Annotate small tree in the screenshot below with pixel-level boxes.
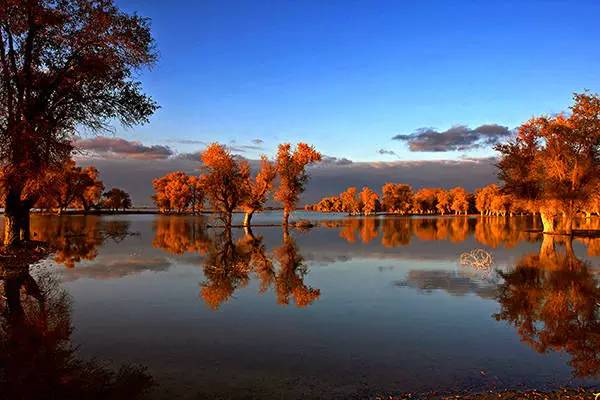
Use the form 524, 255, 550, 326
241, 156, 277, 227
152, 171, 193, 214
200, 143, 249, 228
274, 143, 321, 226
31, 159, 103, 214
102, 188, 132, 212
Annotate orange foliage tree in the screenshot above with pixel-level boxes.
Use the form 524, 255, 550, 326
33, 159, 104, 214
241, 156, 277, 227
274, 143, 321, 226
496, 93, 600, 234
360, 187, 380, 215
200, 143, 250, 228
436, 190, 451, 215
152, 171, 204, 214
413, 187, 439, 214
449, 187, 469, 215
339, 186, 360, 214
381, 183, 413, 214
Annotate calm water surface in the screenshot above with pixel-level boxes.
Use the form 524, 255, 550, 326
2, 212, 600, 399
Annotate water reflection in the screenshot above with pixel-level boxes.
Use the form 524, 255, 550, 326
325, 215, 544, 248
0, 253, 153, 399
3, 214, 599, 395
151, 220, 321, 309
494, 235, 600, 378
29, 216, 133, 268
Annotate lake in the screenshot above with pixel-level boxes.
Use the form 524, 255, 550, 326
1, 212, 599, 399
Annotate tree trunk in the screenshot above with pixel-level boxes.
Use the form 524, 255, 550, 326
3, 190, 28, 247
243, 210, 254, 227
540, 209, 556, 234
19, 204, 31, 242
224, 211, 233, 228
561, 211, 574, 236
283, 208, 290, 226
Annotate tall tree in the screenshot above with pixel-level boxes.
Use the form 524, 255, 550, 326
241, 156, 277, 228
496, 93, 600, 234
274, 143, 321, 226
200, 143, 250, 228
0, 0, 157, 246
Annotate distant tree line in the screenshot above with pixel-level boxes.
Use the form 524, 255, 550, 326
307, 185, 471, 215
152, 142, 321, 228
308, 181, 600, 220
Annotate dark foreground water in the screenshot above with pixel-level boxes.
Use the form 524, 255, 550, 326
1, 212, 599, 399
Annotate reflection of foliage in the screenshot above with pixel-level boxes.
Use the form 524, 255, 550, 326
474, 216, 536, 248
339, 218, 380, 244
380, 218, 410, 247
494, 237, 600, 378
30, 216, 133, 268
274, 237, 320, 307
0, 259, 153, 399
152, 216, 210, 255
200, 232, 253, 310
181, 229, 321, 310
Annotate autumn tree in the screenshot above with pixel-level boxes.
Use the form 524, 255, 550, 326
152, 171, 198, 214
381, 183, 413, 214
475, 184, 500, 216
339, 186, 360, 214
200, 143, 250, 228
413, 187, 439, 214
102, 188, 132, 211
496, 93, 600, 234
274, 143, 322, 226
436, 190, 451, 215
449, 187, 469, 215
33, 159, 104, 214
0, 0, 157, 246
241, 156, 277, 227
360, 187, 380, 215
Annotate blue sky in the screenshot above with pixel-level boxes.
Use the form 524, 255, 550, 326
114, 0, 600, 162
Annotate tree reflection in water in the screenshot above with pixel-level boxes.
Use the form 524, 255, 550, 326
199, 229, 320, 309
494, 235, 600, 378
28, 216, 133, 268
0, 248, 153, 400
151, 220, 321, 310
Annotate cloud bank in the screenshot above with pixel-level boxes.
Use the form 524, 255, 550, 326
76, 137, 174, 160
393, 124, 511, 152
79, 156, 498, 206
